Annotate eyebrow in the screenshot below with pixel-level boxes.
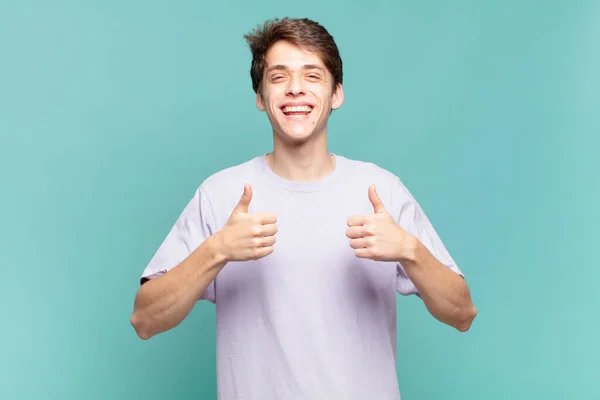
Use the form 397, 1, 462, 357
266, 64, 326, 74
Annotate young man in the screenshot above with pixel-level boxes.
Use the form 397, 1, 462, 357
131, 17, 476, 400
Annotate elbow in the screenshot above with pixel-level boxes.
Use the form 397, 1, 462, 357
130, 313, 153, 340
456, 304, 477, 332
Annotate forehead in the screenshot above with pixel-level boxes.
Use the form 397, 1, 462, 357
264, 40, 326, 71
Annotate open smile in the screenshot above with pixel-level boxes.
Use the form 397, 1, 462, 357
280, 105, 314, 120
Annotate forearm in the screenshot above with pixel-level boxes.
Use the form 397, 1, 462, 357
130, 235, 227, 339
401, 239, 477, 332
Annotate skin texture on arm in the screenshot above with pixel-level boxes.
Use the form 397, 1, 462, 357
397, 241, 476, 332
130, 184, 278, 340
130, 235, 226, 340
346, 185, 477, 332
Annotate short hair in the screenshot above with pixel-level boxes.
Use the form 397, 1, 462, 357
244, 17, 343, 93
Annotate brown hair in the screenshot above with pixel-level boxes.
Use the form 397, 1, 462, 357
244, 17, 343, 94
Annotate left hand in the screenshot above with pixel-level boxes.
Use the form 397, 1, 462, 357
346, 185, 416, 262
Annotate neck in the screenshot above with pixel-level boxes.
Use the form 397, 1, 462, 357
266, 132, 335, 182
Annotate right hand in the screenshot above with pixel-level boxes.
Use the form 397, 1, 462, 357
216, 184, 278, 262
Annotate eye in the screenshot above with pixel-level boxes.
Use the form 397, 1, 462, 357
307, 74, 321, 80
270, 75, 285, 82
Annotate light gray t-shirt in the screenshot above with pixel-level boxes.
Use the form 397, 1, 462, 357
141, 153, 463, 400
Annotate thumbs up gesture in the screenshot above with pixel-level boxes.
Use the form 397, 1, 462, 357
215, 184, 278, 262
346, 185, 416, 262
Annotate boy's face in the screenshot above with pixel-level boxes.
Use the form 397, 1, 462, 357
256, 40, 344, 144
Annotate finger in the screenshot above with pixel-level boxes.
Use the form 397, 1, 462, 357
354, 248, 371, 259
252, 246, 274, 259
260, 223, 278, 237
349, 238, 369, 249
233, 184, 252, 214
251, 235, 275, 249
256, 212, 277, 225
259, 235, 276, 247
345, 226, 364, 239
347, 214, 368, 227
369, 185, 386, 214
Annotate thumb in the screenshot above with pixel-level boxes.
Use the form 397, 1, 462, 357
233, 184, 252, 213
368, 185, 386, 213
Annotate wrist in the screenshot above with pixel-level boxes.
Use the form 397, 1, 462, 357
397, 234, 421, 265
206, 233, 229, 265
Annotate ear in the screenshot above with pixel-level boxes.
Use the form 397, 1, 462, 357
331, 83, 344, 110
256, 90, 266, 111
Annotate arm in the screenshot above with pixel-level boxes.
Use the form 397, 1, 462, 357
131, 183, 277, 340
399, 237, 477, 332
130, 235, 226, 340
347, 184, 477, 333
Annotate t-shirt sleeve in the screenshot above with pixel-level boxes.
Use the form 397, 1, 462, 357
393, 178, 464, 296
140, 185, 217, 303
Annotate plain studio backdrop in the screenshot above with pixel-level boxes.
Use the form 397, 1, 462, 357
1, 1, 598, 399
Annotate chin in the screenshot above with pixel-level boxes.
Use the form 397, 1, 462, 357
277, 131, 313, 145
277, 125, 320, 143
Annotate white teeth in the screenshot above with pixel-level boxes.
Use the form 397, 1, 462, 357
282, 105, 312, 113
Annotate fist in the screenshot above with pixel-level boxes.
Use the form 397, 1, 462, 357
216, 184, 278, 262
346, 185, 415, 262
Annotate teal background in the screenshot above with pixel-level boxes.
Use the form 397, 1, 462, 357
1, 0, 598, 399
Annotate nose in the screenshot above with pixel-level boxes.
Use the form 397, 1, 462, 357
285, 75, 305, 96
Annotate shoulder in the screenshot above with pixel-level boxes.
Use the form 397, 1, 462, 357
197, 155, 262, 194
336, 154, 416, 209
184, 155, 265, 219
337, 154, 406, 188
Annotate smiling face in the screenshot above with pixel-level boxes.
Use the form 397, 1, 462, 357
256, 40, 344, 144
